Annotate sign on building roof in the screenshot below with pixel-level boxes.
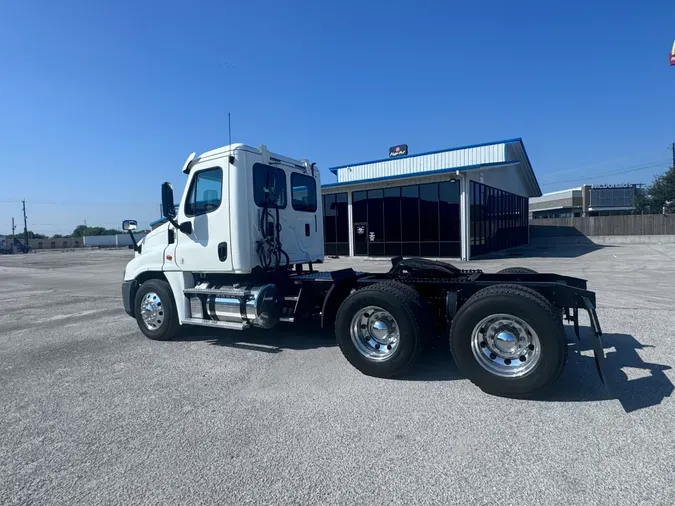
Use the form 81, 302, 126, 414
388, 144, 408, 158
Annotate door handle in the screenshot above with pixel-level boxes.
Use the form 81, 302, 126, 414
305, 223, 310, 237
218, 242, 228, 261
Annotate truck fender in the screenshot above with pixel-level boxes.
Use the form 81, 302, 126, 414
320, 269, 358, 329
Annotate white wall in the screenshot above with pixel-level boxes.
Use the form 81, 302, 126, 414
335, 144, 506, 183
467, 164, 529, 197
83, 233, 147, 247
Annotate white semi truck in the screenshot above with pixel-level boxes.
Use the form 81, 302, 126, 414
121, 143, 606, 397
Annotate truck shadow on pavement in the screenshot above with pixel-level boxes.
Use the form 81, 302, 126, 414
176, 325, 673, 412
532, 330, 674, 413
398, 329, 674, 413
174, 322, 337, 354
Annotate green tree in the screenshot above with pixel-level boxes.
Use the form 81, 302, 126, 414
633, 187, 652, 213
71, 225, 123, 237
647, 166, 675, 212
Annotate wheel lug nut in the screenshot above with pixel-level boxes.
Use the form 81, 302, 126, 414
519, 355, 526, 362
504, 359, 511, 365
375, 343, 380, 350
528, 344, 535, 351
489, 352, 497, 360
480, 341, 487, 348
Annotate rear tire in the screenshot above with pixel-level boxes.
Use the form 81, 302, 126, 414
450, 284, 567, 397
335, 281, 430, 378
496, 267, 537, 275
496, 268, 565, 322
134, 279, 181, 341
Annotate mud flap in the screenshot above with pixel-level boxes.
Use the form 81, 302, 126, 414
582, 296, 606, 387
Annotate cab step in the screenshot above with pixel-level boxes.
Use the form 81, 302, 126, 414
182, 318, 250, 330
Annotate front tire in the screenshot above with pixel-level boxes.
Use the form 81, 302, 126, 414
134, 279, 181, 341
335, 281, 430, 378
450, 285, 566, 397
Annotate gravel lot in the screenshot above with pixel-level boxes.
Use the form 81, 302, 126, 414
1, 243, 674, 505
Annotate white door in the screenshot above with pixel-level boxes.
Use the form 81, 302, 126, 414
173, 162, 233, 273
287, 170, 322, 263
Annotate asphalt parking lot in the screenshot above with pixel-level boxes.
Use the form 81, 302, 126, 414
1, 243, 675, 505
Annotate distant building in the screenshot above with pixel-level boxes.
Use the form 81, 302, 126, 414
529, 184, 639, 219
29, 237, 82, 249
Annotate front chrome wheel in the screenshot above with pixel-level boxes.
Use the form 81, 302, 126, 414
350, 305, 400, 361
470, 313, 541, 378
140, 291, 164, 330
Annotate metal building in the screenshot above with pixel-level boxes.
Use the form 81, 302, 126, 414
321, 138, 542, 261
529, 184, 639, 219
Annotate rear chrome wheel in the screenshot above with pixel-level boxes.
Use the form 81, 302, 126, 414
470, 313, 541, 378
450, 284, 567, 397
350, 306, 400, 361
335, 281, 430, 378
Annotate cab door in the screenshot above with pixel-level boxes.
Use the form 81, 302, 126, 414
286, 170, 322, 262
173, 162, 233, 273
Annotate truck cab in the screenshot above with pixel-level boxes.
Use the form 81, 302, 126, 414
122, 143, 323, 330
125, 143, 322, 276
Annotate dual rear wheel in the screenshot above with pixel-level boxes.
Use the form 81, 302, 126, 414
335, 279, 567, 397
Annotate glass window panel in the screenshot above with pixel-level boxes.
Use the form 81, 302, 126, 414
401, 185, 419, 242
336, 193, 349, 243
324, 194, 336, 243
402, 242, 420, 256
419, 183, 439, 242
385, 242, 402, 257
369, 243, 384, 256
440, 242, 460, 258
384, 187, 401, 242
290, 172, 317, 212
353, 190, 367, 223
421, 242, 439, 257
252, 163, 286, 209
439, 181, 460, 242
367, 189, 384, 243
185, 167, 223, 216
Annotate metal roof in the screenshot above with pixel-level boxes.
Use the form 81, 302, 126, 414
327, 138, 542, 197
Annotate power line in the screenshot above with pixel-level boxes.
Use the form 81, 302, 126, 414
541, 161, 669, 186
543, 149, 668, 177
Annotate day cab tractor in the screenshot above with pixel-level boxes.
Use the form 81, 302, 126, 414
121, 143, 606, 397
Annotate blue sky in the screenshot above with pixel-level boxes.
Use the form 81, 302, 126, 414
1, 0, 673, 235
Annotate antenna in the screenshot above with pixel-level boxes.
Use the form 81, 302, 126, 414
228, 112, 232, 147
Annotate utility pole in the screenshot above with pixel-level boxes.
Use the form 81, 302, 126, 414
22, 200, 28, 245
11, 217, 16, 238
671, 142, 675, 168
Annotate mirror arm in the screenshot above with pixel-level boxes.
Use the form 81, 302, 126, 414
126, 230, 141, 253
166, 216, 192, 235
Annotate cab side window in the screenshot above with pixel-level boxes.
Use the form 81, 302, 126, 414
291, 172, 317, 212
185, 167, 223, 216
253, 163, 287, 208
